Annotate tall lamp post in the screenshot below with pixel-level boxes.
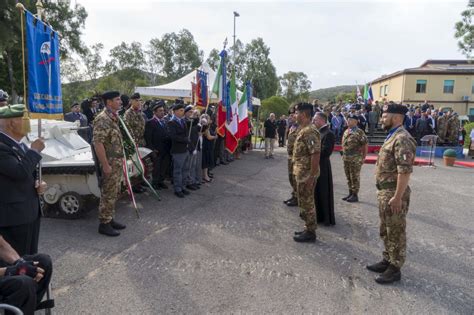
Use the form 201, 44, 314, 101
233, 11, 240, 63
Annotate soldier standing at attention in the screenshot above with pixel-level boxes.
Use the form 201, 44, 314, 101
124, 92, 146, 193
284, 106, 299, 207
292, 102, 321, 243
367, 103, 416, 284
93, 91, 127, 237
436, 110, 448, 143
341, 114, 368, 203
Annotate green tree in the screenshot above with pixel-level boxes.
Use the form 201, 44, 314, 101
104, 41, 145, 74
279, 71, 312, 103
260, 95, 290, 120
206, 48, 220, 71
82, 43, 105, 82
454, 2, 474, 60
148, 29, 203, 82
336, 91, 356, 103
0, 0, 88, 102
241, 38, 279, 99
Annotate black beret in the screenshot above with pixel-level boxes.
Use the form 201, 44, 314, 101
102, 91, 120, 101
174, 99, 184, 105
347, 113, 358, 120
130, 92, 141, 100
151, 100, 165, 111
173, 103, 185, 111
383, 104, 408, 115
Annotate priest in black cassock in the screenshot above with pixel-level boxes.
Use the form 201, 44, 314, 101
313, 112, 336, 226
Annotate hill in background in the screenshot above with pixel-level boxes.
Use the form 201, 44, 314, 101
310, 85, 357, 102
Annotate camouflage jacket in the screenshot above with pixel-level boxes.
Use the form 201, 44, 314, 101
287, 124, 300, 158
93, 108, 124, 160
292, 124, 321, 182
124, 108, 146, 146
375, 126, 416, 187
342, 127, 367, 157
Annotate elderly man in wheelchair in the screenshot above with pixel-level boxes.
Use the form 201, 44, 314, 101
0, 235, 53, 315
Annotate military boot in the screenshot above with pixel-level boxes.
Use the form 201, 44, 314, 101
375, 265, 401, 284
346, 194, 359, 202
110, 219, 126, 230
366, 259, 390, 273
293, 230, 316, 242
99, 223, 120, 237
286, 197, 298, 207
342, 191, 352, 201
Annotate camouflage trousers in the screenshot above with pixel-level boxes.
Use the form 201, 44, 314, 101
99, 158, 123, 224
378, 187, 411, 268
288, 159, 297, 198
296, 176, 317, 233
343, 156, 363, 194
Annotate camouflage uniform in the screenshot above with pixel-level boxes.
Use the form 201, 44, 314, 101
124, 108, 146, 147
287, 125, 300, 199
446, 115, 460, 144
93, 108, 124, 224
375, 126, 416, 268
436, 115, 448, 142
342, 127, 367, 194
292, 124, 321, 233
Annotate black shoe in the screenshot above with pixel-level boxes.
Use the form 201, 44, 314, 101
366, 259, 390, 273
174, 191, 185, 198
110, 219, 126, 230
375, 265, 401, 284
158, 183, 168, 189
294, 231, 304, 235
283, 197, 293, 204
182, 189, 190, 195
342, 192, 352, 201
346, 194, 359, 202
293, 231, 316, 242
186, 184, 198, 191
98, 223, 120, 237
286, 198, 298, 207
132, 186, 145, 194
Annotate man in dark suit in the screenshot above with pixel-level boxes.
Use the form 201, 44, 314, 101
313, 112, 336, 226
0, 104, 47, 256
167, 103, 190, 198
144, 100, 171, 190
64, 102, 89, 141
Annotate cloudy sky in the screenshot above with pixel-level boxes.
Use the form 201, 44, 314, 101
77, 0, 469, 90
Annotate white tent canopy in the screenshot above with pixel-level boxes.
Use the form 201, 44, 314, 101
135, 62, 261, 106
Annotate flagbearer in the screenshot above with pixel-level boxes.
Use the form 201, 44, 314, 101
367, 103, 416, 284
292, 102, 321, 243
124, 92, 146, 194
93, 91, 127, 237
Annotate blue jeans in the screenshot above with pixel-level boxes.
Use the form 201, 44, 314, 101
172, 152, 189, 192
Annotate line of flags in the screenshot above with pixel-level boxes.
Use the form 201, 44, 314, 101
356, 83, 374, 104
211, 49, 252, 153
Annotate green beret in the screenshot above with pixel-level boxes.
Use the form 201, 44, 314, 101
0, 104, 25, 119
101, 91, 120, 101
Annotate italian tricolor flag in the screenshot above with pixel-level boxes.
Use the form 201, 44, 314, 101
225, 71, 239, 153
238, 84, 249, 139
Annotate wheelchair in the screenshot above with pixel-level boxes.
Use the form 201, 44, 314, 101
0, 283, 54, 315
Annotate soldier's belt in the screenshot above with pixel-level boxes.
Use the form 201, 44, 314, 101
376, 182, 397, 190
343, 151, 361, 156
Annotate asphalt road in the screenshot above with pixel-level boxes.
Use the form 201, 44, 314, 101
40, 147, 474, 314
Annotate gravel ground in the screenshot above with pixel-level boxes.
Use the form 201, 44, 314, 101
40, 147, 474, 314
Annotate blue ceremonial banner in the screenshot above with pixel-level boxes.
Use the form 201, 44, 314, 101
25, 11, 63, 119
246, 81, 253, 114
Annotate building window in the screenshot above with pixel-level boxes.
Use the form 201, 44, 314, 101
416, 80, 427, 93
380, 86, 383, 97
384, 85, 389, 96
443, 80, 454, 94
472, 82, 474, 94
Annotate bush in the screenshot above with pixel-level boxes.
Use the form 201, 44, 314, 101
464, 122, 474, 149
443, 149, 457, 158
260, 96, 290, 120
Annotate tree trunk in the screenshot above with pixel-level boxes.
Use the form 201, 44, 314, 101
4, 50, 19, 103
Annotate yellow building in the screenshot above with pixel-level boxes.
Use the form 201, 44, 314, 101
370, 60, 474, 115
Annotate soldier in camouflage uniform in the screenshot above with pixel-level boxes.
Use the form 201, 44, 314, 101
292, 103, 321, 243
124, 92, 146, 193
367, 103, 416, 284
436, 111, 449, 143
341, 114, 368, 202
124, 92, 146, 147
446, 112, 460, 145
284, 107, 299, 207
93, 91, 127, 237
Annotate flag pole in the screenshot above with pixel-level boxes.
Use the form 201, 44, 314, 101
16, 3, 31, 135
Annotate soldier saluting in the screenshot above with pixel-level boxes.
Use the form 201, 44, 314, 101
93, 91, 127, 237
366, 103, 416, 284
